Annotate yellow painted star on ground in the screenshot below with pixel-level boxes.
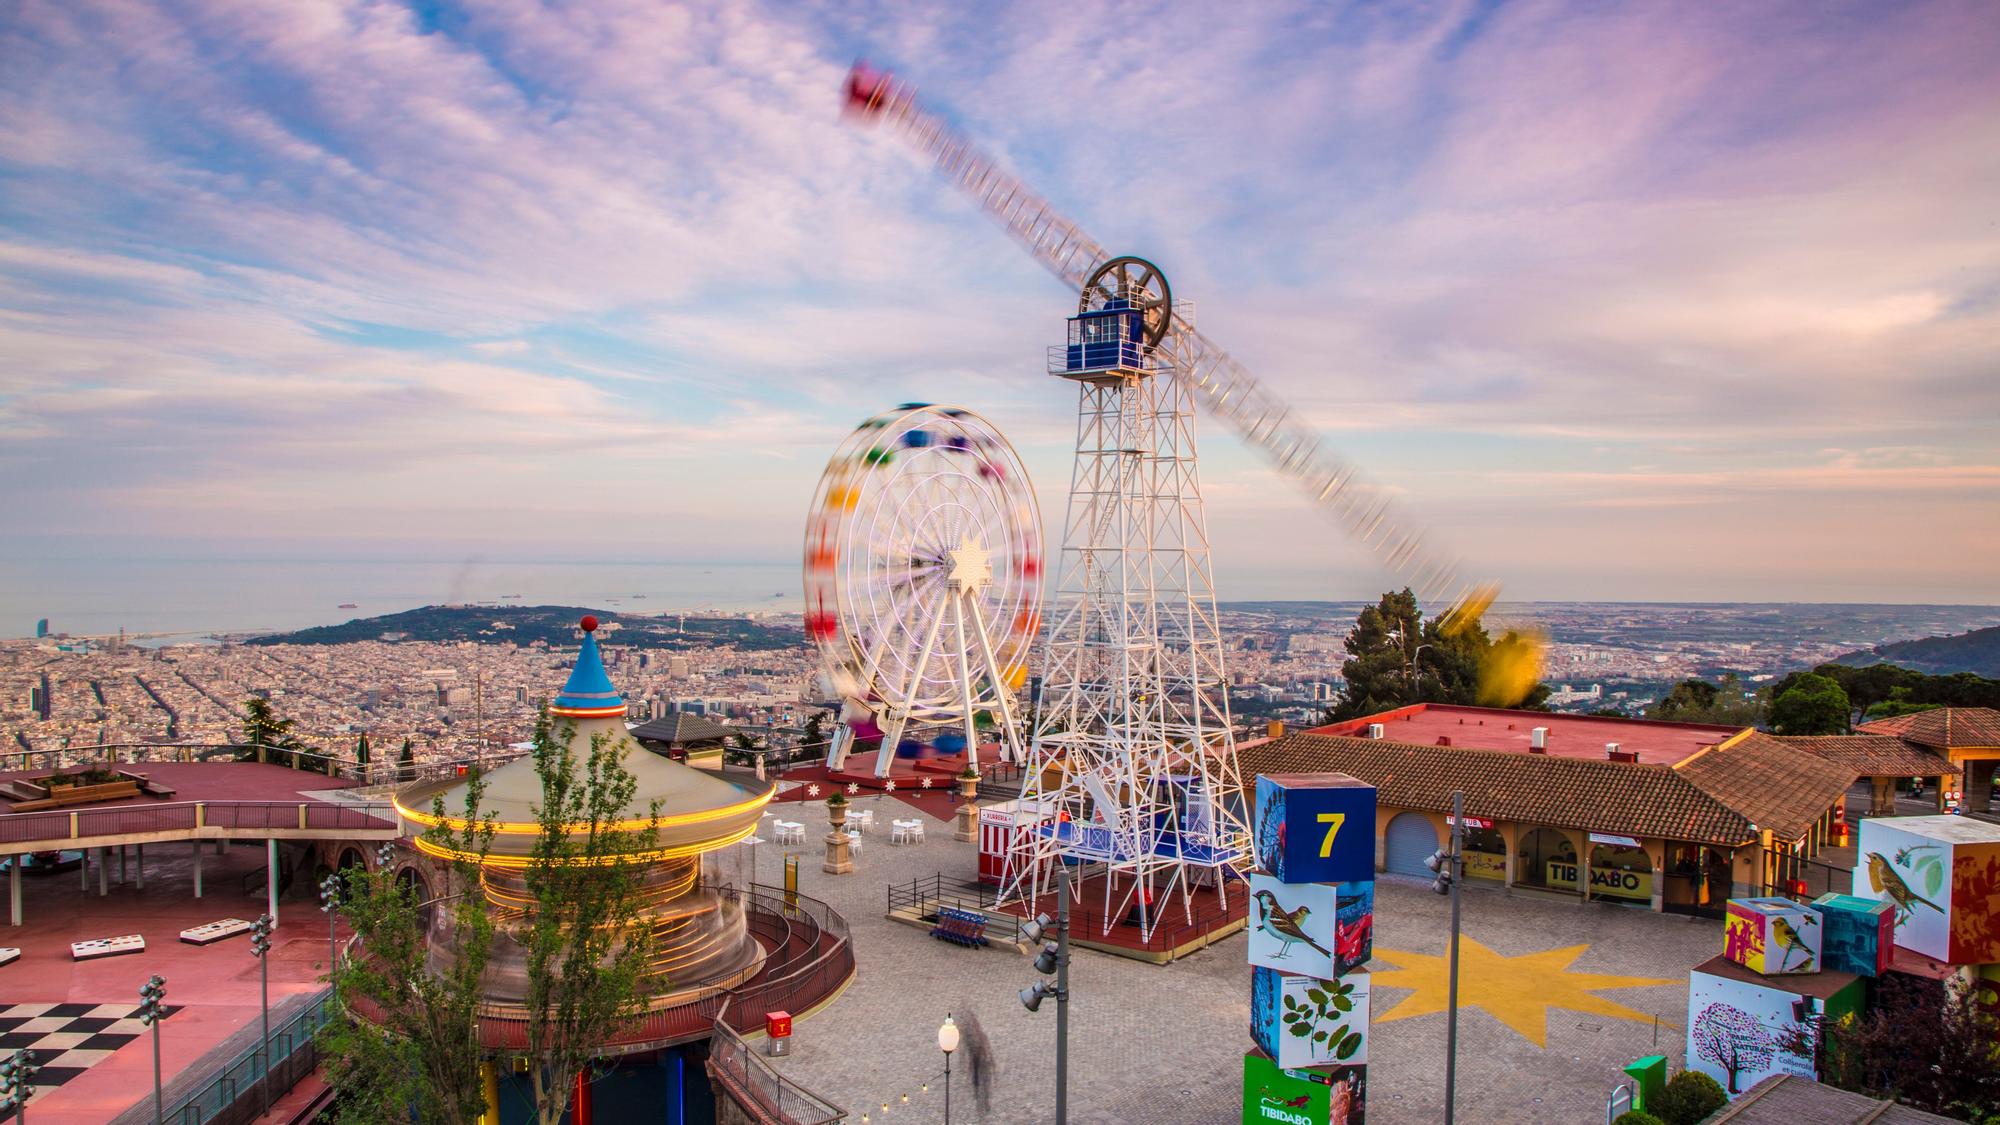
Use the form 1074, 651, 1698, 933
1370, 937, 1675, 1048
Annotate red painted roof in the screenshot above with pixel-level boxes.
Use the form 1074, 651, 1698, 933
0, 760, 360, 813
1310, 703, 1745, 766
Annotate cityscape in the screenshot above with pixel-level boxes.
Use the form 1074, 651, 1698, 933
3, 3, 1998, 1125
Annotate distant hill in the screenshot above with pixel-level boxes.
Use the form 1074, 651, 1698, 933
244, 604, 800, 651
1836, 625, 2000, 677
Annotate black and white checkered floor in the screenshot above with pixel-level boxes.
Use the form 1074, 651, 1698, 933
0, 1002, 182, 1108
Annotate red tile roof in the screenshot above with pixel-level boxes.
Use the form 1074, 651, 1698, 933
1856, 707, 2000, 751
1237, 732, 1759, 846
1775, 734, 1958, 780
1672, 733, 1856, 843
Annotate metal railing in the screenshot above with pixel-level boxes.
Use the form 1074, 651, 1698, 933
129, 987, 334, 1125
887, 869, 1248, 958
449, 885, 855, 1051
0, 800, 396, 846
4, 742, 530, 785
709, 1012, 846, 1124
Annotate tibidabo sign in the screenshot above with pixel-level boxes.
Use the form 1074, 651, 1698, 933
1546, 860, 1651, 900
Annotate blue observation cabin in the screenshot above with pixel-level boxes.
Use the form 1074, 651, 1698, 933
1058, 298, 1147, 374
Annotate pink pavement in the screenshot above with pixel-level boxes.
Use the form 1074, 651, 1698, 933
2, 842, 339, 1123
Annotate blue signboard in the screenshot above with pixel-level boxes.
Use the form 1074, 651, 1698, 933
1255, 774, 1377, 885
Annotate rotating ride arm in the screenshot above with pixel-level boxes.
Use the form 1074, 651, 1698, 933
843, 62, 1499, 632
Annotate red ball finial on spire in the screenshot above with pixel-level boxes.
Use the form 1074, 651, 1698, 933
579, 615, 599, 633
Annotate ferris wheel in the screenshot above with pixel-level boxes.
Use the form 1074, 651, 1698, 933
804, 404, 1042, 778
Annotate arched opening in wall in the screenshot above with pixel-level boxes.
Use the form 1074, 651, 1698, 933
1586, 842, 1653, 905
1459, 824, 1506, 882
396, 866, 436, 930
333, 846, 366, 902
1383, 812, 1440, 878
1516, 827, 1579, 892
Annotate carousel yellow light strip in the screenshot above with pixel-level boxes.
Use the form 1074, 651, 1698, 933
412, 818, 759, 868
393, 785, 773, 836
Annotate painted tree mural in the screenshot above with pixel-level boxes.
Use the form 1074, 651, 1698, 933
1692, 1002, 1775, 1094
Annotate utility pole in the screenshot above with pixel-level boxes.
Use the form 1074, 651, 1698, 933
1445, 791, 1464, 1125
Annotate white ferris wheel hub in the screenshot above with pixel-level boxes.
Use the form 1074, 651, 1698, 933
945, 537, 991, 591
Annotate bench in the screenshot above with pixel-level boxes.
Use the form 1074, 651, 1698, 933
180, 918, 254, 946
72, 934, 146, 961
930, 908, 989, 948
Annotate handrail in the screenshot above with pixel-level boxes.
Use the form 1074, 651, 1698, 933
0, 799, 397, 846
4, 742, 530, 784
104, 986, 335, 1125
709, 1003, 847, 1124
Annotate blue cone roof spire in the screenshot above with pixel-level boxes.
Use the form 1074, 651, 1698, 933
550, 615, 626, 718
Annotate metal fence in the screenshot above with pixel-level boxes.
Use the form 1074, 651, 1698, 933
0, 800, 396, 846
147, 988, 333, 1125
709, 1013, 847, 1124
3, 742, 530, 786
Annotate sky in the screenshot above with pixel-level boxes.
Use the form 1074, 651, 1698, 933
2, 0, 1997, 611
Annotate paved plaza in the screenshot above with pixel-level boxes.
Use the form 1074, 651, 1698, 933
758, 794, 1720, 1124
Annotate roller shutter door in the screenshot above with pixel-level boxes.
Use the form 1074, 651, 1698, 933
1383, 811, 1440, 878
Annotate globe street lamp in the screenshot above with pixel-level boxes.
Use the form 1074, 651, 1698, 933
937, 1014, 960, 1124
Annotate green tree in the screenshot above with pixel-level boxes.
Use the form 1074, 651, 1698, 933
1328, 590, 1548, 720
398, 738, 416, 781
355, 732, 371, 766
724, 729, 760, 767
1651, 1071, 1726, 1125
520, 714, 664, 1125
1768, 673, 1851, 735
1646, 676, 1761, 726
321, 775, 497, 1124
1790, 972, 2000, 1121
800, 711, 830, 765
241, 696, 309, 767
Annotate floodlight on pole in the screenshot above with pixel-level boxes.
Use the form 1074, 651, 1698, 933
138, 974, 169, 1125
250, 912, 274, 1114
1, 1047, 39, 1124
319, 873, 342, 976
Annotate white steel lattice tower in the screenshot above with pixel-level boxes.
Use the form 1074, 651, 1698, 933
1001, 260, 1250, 940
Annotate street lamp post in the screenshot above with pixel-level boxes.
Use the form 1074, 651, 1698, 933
319, 872, 341, 976
0, 1047, 37, 1125
1425, 791, 1466, 1125
138, 974, 169, 1125
250, 913, 274, 1114
1018, 867, 1071, 1121
937, 1014, 959, 1125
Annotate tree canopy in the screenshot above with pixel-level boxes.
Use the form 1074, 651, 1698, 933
1768, 673, 1852, 735
1327, 589, 1548, 722
1645, 676, 1761, 727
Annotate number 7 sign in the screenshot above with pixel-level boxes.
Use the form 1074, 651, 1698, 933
1255, 773, 1377, 884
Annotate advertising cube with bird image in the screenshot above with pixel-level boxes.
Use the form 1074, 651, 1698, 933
1251, 966, 1370, 1070
1255, 773, 1377, 885
1809, 893, 1894, 977
1850, 814, 2000, 964
1249, 873, 1373, 979
1723, 897, 1823, 975
1242, 1050, 1365, 1125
